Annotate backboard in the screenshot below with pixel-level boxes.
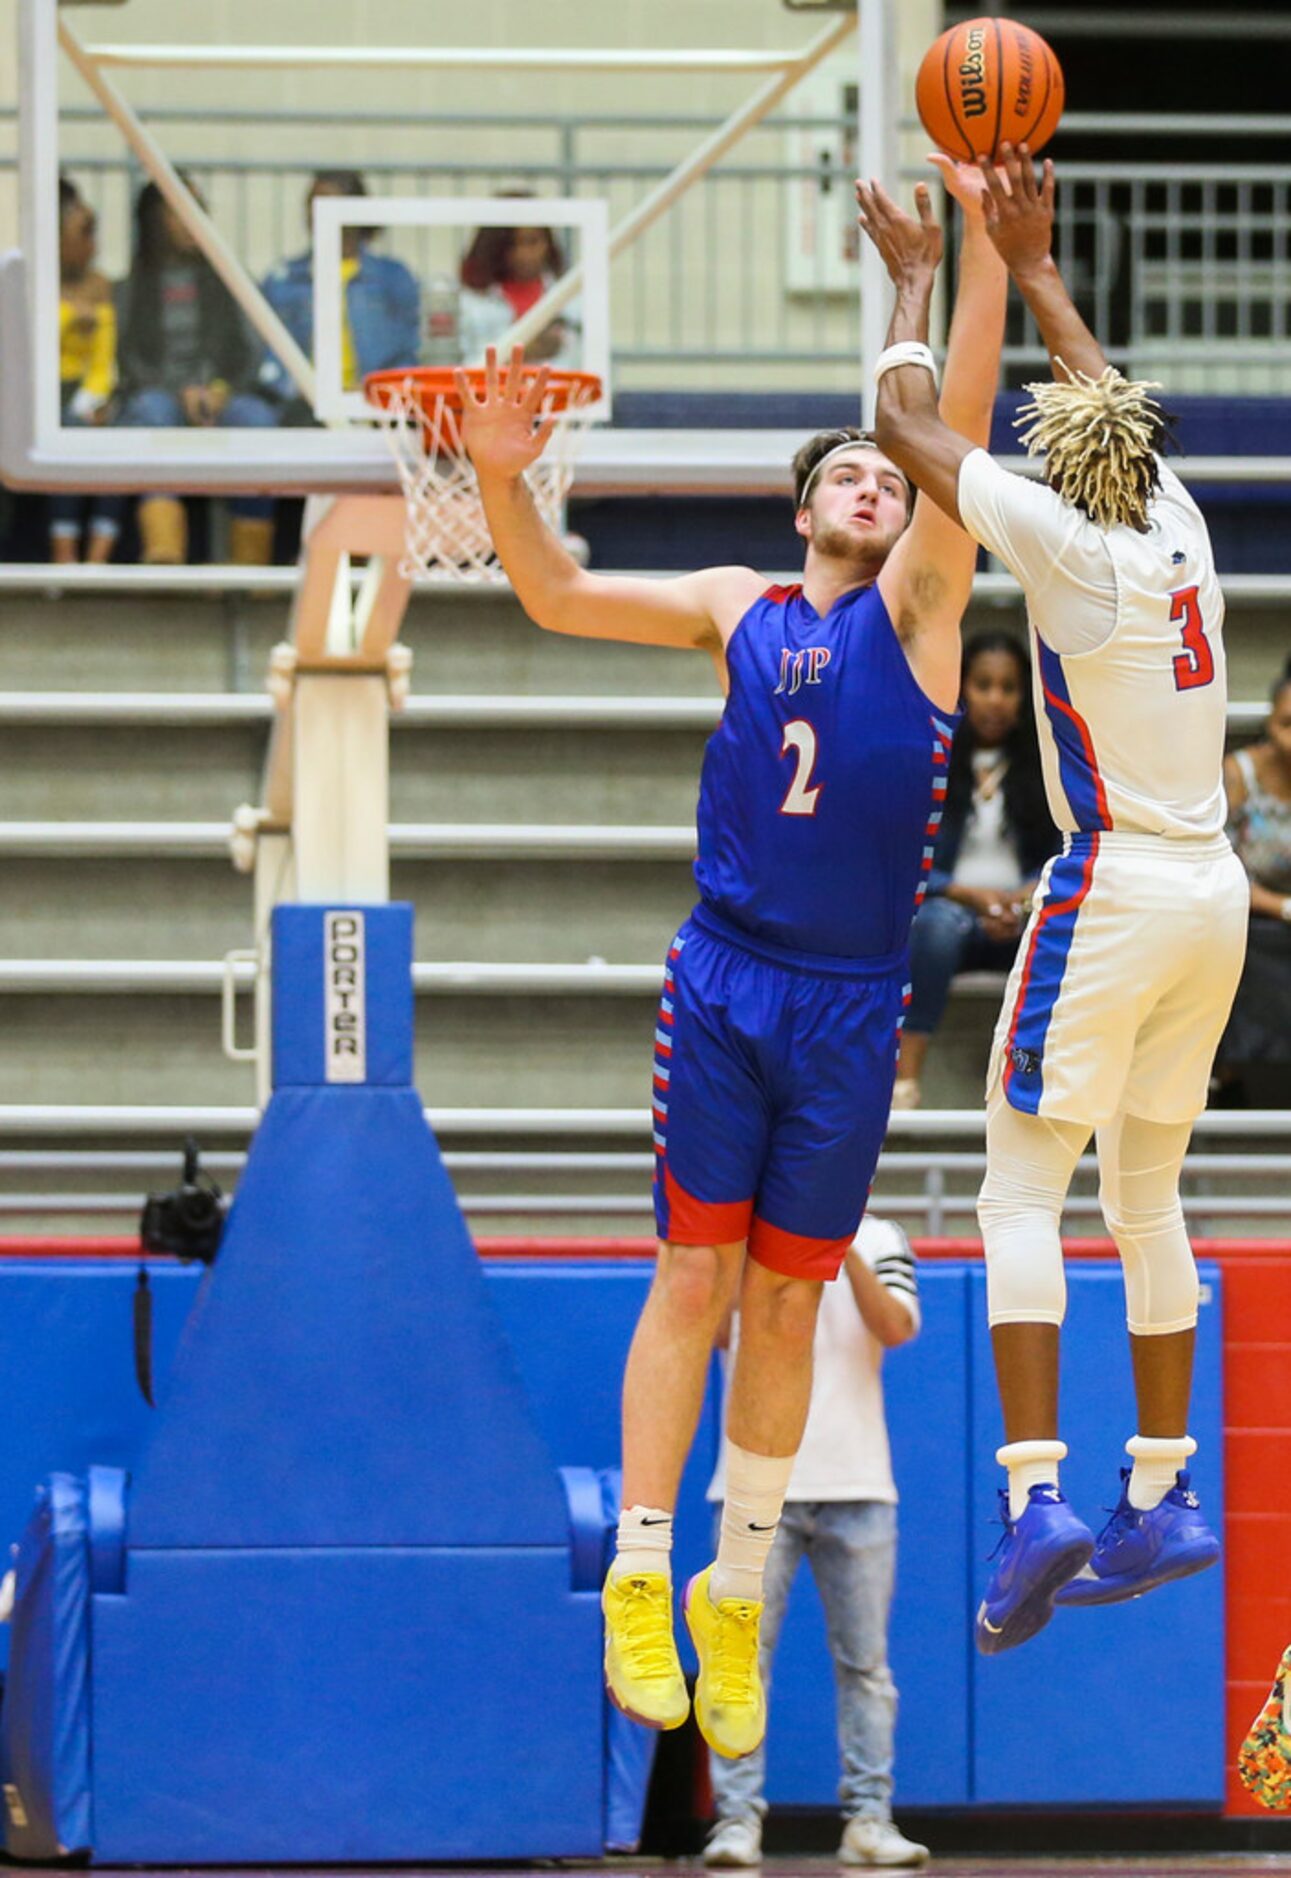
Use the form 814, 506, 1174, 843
0, 0, 892, 498
311, 196, 610, 426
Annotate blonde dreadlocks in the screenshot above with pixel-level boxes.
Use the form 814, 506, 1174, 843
1015, 361, 1167, 533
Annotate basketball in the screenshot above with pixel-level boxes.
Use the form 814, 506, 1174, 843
915, 17, 1064, 164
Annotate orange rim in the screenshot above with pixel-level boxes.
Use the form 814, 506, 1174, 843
364, 364, 602, 417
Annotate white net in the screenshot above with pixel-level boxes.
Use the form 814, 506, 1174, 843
369, 374, 598, 584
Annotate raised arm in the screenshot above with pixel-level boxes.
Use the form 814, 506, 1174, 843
858, 143, 1092, 532
458, 347, 761, 655
861, 167, 1007, 704
979, 144, 1107, 381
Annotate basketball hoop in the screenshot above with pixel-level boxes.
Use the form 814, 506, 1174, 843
365, 365, 603, 584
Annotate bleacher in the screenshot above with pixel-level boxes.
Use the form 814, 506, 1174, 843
0, 552, 1286, 1240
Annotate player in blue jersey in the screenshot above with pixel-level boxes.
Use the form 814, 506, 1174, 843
856, 147, 1245, 1656
458, 162, 1006, 1761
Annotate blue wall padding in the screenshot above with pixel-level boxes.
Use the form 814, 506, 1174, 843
271, 904, 413, 1088
1, 1474, 92, 1858
762, 1266, 974, 1807
126, 1088, 567, 1550
607, 389, 1291, 455
0, 1258, 1225, 1812
967, 1262, 1225, 1806
90, 1547, 603, 1864
484, 1262, 723, 1656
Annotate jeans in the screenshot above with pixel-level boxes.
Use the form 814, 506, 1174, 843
50, 399, 125, 539
120, 386, 276, 520
709, 1499, 898, 1822
906, 893, 1022, 1036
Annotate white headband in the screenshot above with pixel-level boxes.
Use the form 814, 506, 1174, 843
798, 438, 908, 508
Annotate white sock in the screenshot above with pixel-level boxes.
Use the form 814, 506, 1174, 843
1125, 1433, 1196, 1510
996, 1439, 1068, 1522
611, 1504, 674, 1580
710, 1442, 795, 1604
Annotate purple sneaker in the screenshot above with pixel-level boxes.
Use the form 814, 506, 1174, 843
975, 1484, 1094, 1656
1055, 1469, 1219, 1607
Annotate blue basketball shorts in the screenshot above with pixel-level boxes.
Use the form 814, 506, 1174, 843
651, 905, 909, 1281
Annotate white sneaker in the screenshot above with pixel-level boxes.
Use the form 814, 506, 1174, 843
704, 1815, 763, 1867
839, 1816, 929, 1867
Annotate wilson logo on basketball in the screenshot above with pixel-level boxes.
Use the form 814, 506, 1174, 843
958, 27, 988, 118
325, 911, 366, 1084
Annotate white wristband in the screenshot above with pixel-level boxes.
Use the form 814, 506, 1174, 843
1280, 897, 1291, 924
874, 341, 938, 388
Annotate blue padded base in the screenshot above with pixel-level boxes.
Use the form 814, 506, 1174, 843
128, 1086, 568, 1552
1, 1475, 92, 1859
91, 1546, 603, 1863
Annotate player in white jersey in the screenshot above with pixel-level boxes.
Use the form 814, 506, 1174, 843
855, 145, 1248, 1652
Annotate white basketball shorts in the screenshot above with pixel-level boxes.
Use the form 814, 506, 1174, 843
987, 831, 1249, 1126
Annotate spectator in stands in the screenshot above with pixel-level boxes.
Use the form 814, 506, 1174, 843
117, 177, 277, 565
51, 177, 123, 564
259, 170, 421, 421
892, 631, 1057, 1110
458, 195, 577, 365
703, 1214, 927, 1871
1218, 657, 1291, 1103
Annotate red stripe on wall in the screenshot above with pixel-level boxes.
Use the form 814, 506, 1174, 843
1225, 1514, 1291, 1684
1222, 1252, 1291, 1812
1225, 1344, 1291, 1425
1, 1235, 1285, 1262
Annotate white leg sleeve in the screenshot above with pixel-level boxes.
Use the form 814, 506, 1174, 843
1096, 1112, 1198, 1336
976, 1089, 1090, 1328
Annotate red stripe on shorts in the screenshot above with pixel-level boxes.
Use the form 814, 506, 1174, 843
748, 1215, 853, 1282
660, 1167, 753, 1248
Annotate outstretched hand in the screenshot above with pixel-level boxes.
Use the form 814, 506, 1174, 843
975, 142, 1055, 277
855, 178, 943, 288
926, 153, 992, 225
455, 345, 556, 479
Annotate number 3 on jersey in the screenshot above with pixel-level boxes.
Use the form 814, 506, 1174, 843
779, 719, 821, 815
1170, 585, 1214, 692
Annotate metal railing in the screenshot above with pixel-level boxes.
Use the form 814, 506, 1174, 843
8, 558, 1291, 587
0, 821, 699, 859
0, 957, 1009, 1000
0, 1115, 1284, 1238
4, 564, 1291, 593
0, 689, 1272, 735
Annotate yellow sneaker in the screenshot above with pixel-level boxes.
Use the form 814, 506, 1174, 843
601, 1570, 689, 1731
683, 1565, 766, 1760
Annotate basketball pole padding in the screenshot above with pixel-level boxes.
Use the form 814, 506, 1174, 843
2, 904, 614, 1862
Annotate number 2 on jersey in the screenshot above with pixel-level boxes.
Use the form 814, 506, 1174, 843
1170, 585, 1214, 691
779, 719, 821, 815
